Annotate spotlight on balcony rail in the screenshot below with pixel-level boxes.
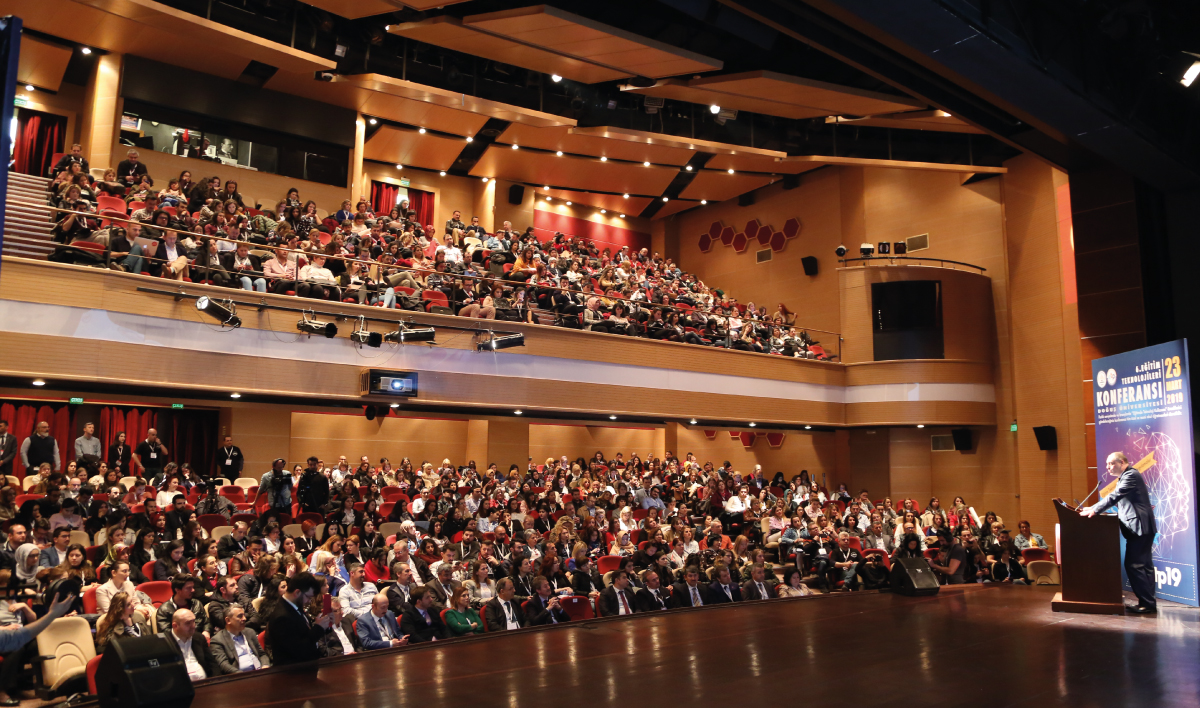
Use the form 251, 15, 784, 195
477, 332, 525, 351
297, 311, 337, 338
195, 296, 241, 328
383, 324, 437, 343
350, 316, 383, 348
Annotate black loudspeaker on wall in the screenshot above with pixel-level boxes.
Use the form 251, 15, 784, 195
951, 428, 972, 451
800, 256, 818, 276
1033, 425, 1058, 451
890, 557, 941, 596
738, 192, 755, 206
97, 635, 195, 708
507, 184, 525, 205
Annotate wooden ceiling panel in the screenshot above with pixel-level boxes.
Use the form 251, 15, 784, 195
498, 124, 696, 165
624, 71, 924, 120
678, 170, 774, 202
17, 36, 73, 92
651, 199, 702, 219
364, 126, 466, 172
569, 126, 785, 158
827, 111, 985, 134
335, 74, 573, 128
537, 188, 652, 214
300, 0, 469, 20
70, 0, 335, 74
465, 6, 721, 79
390, 17, 627, 84
470, 149, 677, 195
704, 154, 824, 175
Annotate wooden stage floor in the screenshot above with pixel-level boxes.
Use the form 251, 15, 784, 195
183, 585, 1200, 708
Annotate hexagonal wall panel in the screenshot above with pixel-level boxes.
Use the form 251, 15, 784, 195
782, 217, 801, 239
770, 232, 787, 252
699, 233, 713, 252
743, 219, 760, 239
720, 226, 735, 246
709, 222, 723, 239
732, 232, 749, 252
756, 223, 773, 245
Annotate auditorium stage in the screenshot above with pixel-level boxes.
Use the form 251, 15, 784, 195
183, 585, 1200, 708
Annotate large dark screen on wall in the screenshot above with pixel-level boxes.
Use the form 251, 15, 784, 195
871, 280, 944, 360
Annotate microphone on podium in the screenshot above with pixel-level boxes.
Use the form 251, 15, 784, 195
1075, 479, 1104, 511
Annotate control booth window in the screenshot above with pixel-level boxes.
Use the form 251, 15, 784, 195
118, 105, 348, 188
871, 280, 945, 361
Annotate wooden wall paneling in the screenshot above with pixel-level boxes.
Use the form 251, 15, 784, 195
528, 424, 662, 467
843, 360, 994, 386
470, 148, 678, 196
498, 124, 696, 165
888, 427, 932, 504
363, 126, 472, 172
847, 429, 889, 498
231, 405, 291, 475
465, 419, 490, 468
487, 419, 529, 474
675, 427, 841, 484
843, 402, 996, 427
290, 413, 469, 470
18, 35, 73, 92
927, 426, 1020, 525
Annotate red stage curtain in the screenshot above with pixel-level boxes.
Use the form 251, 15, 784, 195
3, 401, 70, 479
12, 110, 65, 177
370, 181, 400, 215
408, 188, 434, 230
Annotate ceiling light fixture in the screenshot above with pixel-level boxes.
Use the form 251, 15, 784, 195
685, 165, 692, 171
619, 214, 624, 218
297, 312, 337, 338
368, 118, 377, 125
350, 316, 383, 348
600, 209, 606, 214
390, 402, 399, 408
701, 200, 707, 205
439, 171, 446, 176
384, 25, 390, 31
805, 425, 812, 430
477, 332, 526, 351
481, 177, 489, 182
1183, 60, 1200, 87
623, 193, 629, 199
230, 392, 241, 399
609, 415, 617, 420
545, 196, 552, 201
727, 168, 735, 174
24, 85, 33, 92
556, 150, 563, 156
514, 410, 523, 415
195, 296, 241, 328
551, 74, 562, 82
511, 144, 519, 150
466, 136, 473, 143
689, 418, 697, 425
917, 424, 926, 429
31, 379, 45, 386
543, 186, 549, 190
662, 197, 669, 202
710, 104, 721, 114
383, 324, 436, 343
418, 128, 426, 134
748, 422, 757, 427
395, 164, 403, 170
565, 201, 572, 205
600, 156, 607, 161
643, 161, 650, 167
80, 47, 92, 55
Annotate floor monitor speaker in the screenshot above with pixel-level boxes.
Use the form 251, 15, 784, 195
890, 557, 941, 596
97, 635, 195, 708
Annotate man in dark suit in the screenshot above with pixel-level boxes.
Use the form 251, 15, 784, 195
167, 608, 216, 681
1083, 451, 1159, 613
525, 576, 571, 625
356, 593, 409, 650
424, 564, 460, 612
0, 421, 15, 479
670, 566, 709, 608
210, 605, 270, 674
483, 577, 525, 631
266, 572, 333, 665
634, 570, 670, 612
597, 570, 638, 617
741, 563, 779, 601
708, 565, 743, 603
399, 587, 448, 642
317, 597, 361, 657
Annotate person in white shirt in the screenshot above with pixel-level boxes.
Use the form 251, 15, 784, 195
337, 563, 378, 621
439, 234, 463, 265
171, 609, 214, 682
298, 255, 340, 300
158, 230, 190, 281
322, 597, 357, 656
722, 485, 750, 532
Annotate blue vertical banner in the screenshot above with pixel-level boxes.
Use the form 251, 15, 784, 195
0, 16, 22, 282
1092, 340, 1198, 606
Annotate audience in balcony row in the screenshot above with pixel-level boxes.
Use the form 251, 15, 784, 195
0, 427, 1054, 690
42, 151, 833, 358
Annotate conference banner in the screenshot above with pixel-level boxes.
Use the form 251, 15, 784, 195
1092, 339, 1198, 606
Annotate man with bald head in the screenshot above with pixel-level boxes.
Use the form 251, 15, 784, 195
170, 609, 215, 681
355, 593, 408, 650
132, 428, 168, 480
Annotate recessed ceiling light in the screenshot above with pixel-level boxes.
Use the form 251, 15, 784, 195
748, 422, 756, 427
609, 415, 617, 420
384, 25, 390, 31
643, 161, 650, 167
395, 164, 403, 170
565, 201, 572, 205
551, 74, 562, 82
619, 214, 624, 218
685, 165, 692, 171
390, 402, 399, 408
31, 379, 45, 386
701, 200, 707, 205
917, 424, 925, 428
600, 209, 606, 214
1183, 61, 1200, 87
804, 425, 812, 430
466, 136, 474, 143
545, 196, 552, 201
662, 197, 669, 202
556, 150, 563, 156
689, 419, 697, 425
727, 168, 735, 174
80, 47, 92, 55
710, 104, 720, 114
24, 85, 33, 92
418, 128, 426, 134
543, 186, 549, 190
511, 144, 519, 150
514, 410, 523, 415
439, 171, 446, 176
600, 156, 607, 162
230, 392, 241, 399
623, 193, 629, 198
481, 177, 489, 182
368, 118, 377, 125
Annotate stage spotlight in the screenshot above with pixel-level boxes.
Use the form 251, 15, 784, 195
196, 296, 241, 328
835, 245, 847, 257
383, 325, 437, 343
297, 312, 337, 338
859, 242, 875, 257
477, 333, 526, 351
893, 241, 907, 255
877, 242, 891, 255
350, 316, 383, 348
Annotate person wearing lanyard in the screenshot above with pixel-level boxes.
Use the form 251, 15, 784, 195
355, 593, 408, 650
670, 566, 708, 608
483, 578, 525, 632
211, 605, 270, 674
526, 576, 570, 625
598, 570, 638, 617
217, 435, 243, 481
132, 429, 168, 481
634, 570, 669, 612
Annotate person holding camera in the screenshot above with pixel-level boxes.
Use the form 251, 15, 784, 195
254, 459, 293, 517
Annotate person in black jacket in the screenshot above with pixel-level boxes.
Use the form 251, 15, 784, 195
634, 570, 670, 612
266, 573, 332, 665
49, 144, 89, 177
221, 243, 266, 293
115, 149, 149, 186
707, 564, 742, 604
597, 571, 638, 617
317, 597, 361, 657
297, 458, 330, 514
399, 587, 448, 642
524, 576, 570, 625
670, 566, 709, 608
482, 577, 525, 632
570, 556, 601, 602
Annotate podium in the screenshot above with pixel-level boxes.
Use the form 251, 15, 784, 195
1051, 498, 1126, 614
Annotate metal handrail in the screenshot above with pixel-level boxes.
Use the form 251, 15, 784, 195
839, 256, 986, 273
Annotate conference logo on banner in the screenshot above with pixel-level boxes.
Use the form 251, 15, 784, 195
1093, 339, 1198, 606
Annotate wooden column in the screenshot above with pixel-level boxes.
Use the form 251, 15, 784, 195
81, 52, 122, 170
351, 113, 366, 202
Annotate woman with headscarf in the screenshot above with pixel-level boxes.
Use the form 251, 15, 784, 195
13, 544, 41, 596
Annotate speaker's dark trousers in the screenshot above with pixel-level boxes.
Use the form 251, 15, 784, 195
1121, 524, 1156, 609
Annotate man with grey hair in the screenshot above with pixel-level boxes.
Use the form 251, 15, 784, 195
337, 563, 377, 621
1082, 451, 1158, 613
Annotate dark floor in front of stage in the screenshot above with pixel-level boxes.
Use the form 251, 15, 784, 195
189, 585, 1200, 708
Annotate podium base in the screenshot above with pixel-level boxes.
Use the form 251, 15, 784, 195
1051, 592, 1126, 615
